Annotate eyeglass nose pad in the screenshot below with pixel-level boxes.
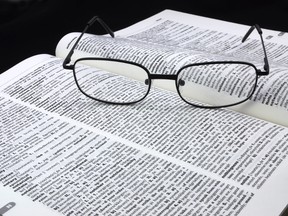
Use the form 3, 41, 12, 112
178, 79, 185, 86
144, 79, 150, 85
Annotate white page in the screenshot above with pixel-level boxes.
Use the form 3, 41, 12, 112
0, 54, 288, 215
0, 96, 259, 215
0, 185, 62, 216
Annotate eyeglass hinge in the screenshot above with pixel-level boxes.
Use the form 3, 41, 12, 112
63, 64, 74, 70
63, 52, 74, 70
63, 58, 74, 70
256, 69, 269, 76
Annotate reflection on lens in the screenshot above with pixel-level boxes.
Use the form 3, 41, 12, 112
74, 59, 150, 104
177, 62, 257, 107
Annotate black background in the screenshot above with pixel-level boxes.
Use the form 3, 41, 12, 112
1, 0, 288, 73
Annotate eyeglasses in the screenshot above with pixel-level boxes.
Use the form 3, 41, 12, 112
63, 16, 270, 108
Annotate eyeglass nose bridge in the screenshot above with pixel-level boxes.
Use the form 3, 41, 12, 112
149, 74, 177, 81
147, 74, 184, 86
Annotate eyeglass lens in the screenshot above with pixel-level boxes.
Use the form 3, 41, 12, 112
74, 59, 150, 104
177, 63, 257, 107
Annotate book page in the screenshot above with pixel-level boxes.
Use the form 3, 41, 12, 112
0, 54, 288, 216
55, 10, 288, 127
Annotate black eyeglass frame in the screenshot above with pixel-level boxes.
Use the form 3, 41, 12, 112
63, 16, 270, 109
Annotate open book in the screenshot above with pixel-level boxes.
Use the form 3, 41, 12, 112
0, 9, 288, 216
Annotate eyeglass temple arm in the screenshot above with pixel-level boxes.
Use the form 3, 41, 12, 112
63, 16, 114, 70
242, 24, 269, 75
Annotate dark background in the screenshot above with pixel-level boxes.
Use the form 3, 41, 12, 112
0, 0, 288, 73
